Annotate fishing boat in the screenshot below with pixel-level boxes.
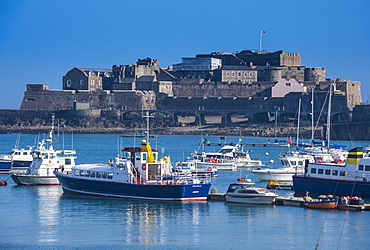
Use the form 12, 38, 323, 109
225, 178, 278, 204
10, 115, 77, 185
54, 139, 211, 201
303, 195, 338, 209
293, 146, 370, 198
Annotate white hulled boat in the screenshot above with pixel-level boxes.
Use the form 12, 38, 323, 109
11, 115, 77, 185
225, 178, 278, 204
251, 152, 314, 181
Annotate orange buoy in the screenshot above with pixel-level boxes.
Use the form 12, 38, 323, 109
0, 181, 7, 186
249, 149, 253, 152
264, 152, 269, 156
269, 160, 274, 164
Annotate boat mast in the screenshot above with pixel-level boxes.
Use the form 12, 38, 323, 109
311, 88, 314, 143
326, 83, 333, 151
143, 111, 153, 142
47, 114, 55, 150
296, 98, 301, 148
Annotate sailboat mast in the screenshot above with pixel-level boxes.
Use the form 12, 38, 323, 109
311, 88, 314, 142
296, 98, 301, 148
326, 83, 333, 151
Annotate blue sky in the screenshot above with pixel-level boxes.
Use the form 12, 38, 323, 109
1, 0, 369, 109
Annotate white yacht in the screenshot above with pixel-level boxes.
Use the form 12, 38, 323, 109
225, 178, 278, 204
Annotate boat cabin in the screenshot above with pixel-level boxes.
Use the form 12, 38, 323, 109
304, 147, 370, 182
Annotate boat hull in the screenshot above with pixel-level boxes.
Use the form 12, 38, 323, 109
11, 174, 60, 185
196, 162, 236, 171
0, 162, 12, 173
304, 200, 338, 209
293, 175, 370, 197
225, 194, 277, 204
251, 171, 300, 181
55, 172, 211, 201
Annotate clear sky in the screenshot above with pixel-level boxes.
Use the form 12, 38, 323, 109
1, 0, 369, 109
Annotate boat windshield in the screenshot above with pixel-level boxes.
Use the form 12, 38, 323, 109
218, 149, 233, 153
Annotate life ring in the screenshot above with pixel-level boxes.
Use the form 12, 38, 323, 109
142, 164, 146, 170
207, 167, 212, 171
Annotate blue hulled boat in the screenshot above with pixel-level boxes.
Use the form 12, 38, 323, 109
293, 146, 370, 197
55, 140, 211, 201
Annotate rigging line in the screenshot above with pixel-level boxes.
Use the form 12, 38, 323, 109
313, 90, 330, 137
337, 210, 349, 249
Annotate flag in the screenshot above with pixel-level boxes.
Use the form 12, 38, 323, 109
261, 31, 266, 33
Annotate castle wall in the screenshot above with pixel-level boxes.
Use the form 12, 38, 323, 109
20, 85, 157, 111
304, 67, 326, 82
171, 81, 274, 97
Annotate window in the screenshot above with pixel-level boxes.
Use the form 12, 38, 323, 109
65, 159, 72, 165
340, 170, 346, 176
325, 169, 331, 175
238, 72, 241, 76
290, 161, 297, 166
286, 82, 291, 86
67, 80, 71, 87
310, 168, 317, 174
226, 72, 230, 76
108, 173, 113, 179
232, 72, 235, 76
298, 161, 303, 166
244, 72, 247, 76
365, 165, 370, 171
318, 169, 324, 174
332, 170, 338, 175
102, 172, 107, 179
359, 165, 364, 171
249, 72, 253, 77
96, 172, 102, 178
90, 172, 96, 178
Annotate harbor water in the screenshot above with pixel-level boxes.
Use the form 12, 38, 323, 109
1, 134, 370, 249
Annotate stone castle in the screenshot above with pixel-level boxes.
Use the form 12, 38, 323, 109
18, 50, 362, 127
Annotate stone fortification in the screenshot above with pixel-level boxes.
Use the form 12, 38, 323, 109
21, 85, 157, 111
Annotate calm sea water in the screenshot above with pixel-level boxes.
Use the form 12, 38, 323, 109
1, 134, 370, 249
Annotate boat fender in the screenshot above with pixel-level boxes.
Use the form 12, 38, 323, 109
0, 181, 7, 186
142, 164, 146, 170
207, 167, 212, 171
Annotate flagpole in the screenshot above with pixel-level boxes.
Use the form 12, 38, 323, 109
259, 31, 264, 51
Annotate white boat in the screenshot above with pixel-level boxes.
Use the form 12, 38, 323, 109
186, 152, 236, 171
174, 160, 219, 177
216, 144, 263, 168
225, 178, 278, 204
11, 115, 77, 185
251, 152, 314, 181
0, 146, 35, 174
